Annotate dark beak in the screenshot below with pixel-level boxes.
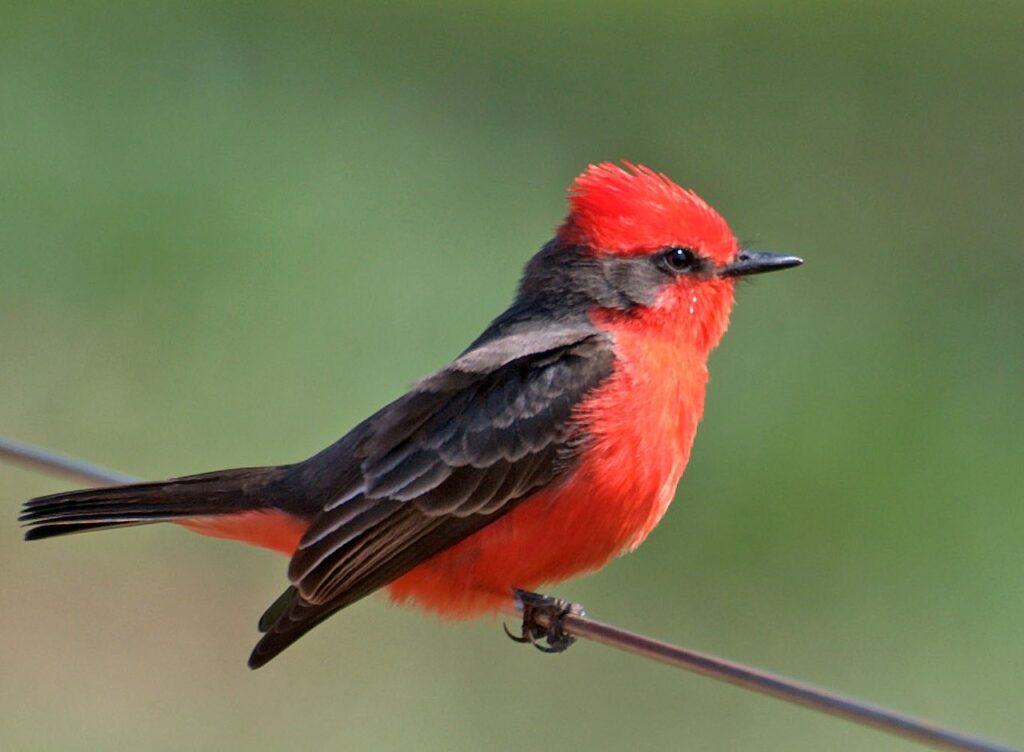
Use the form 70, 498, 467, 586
719, 250, 803, 277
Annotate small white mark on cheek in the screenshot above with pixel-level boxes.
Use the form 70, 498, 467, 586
689, 294, 697, 315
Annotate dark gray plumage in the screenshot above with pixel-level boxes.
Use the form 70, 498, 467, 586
249, 327, 614, 667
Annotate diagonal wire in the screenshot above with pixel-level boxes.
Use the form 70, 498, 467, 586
1, 435, 137, 485
2, 433, 1017, 752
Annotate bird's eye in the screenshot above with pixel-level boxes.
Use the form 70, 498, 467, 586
660, 247, 697, 274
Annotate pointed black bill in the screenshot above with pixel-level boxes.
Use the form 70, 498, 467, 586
719, 250, 803, 277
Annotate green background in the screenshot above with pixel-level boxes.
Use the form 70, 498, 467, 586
2, 2, 1021, 750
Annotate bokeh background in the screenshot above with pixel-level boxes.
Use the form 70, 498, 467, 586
2, 2, 1022, 750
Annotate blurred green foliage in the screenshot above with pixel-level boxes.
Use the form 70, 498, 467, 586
2, 1, 1022, 750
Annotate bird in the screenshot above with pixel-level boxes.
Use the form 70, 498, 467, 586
19, 162, 802, 668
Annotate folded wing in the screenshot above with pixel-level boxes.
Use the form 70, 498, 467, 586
250, 326, 614, 667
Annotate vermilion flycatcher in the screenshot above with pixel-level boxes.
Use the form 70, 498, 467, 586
21, 163, 801, 668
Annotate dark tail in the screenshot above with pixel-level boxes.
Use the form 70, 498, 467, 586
249, 586, 351, 669
19, 465, 292, 541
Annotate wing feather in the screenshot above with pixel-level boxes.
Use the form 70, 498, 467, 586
250, 327, 614, 667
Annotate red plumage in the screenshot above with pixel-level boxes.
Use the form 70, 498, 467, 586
21, 162, 800, 666
389, 164, 741, 614
179, 510, 307, 556
388, 300, 717, 616
559, 162, 736, 262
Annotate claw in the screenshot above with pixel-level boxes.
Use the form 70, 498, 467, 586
505, 588, 585, 653
502, 621, 531, 644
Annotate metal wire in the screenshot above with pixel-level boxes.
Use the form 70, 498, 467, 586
3, 434, 1017, 752
0, 435, 137, 486
510, 607, 1015, 752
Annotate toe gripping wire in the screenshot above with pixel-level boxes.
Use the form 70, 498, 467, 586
503, 589, 583, 653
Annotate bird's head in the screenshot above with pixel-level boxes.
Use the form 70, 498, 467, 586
514, 162, 801, 354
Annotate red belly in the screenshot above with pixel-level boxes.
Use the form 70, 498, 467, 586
385, 454, 682, 616
388, 320, 707, 617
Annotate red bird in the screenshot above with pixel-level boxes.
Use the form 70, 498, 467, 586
20, 163, 801, 668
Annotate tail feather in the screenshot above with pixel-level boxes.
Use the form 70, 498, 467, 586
25, 517, 180, 541
249, 590, 350, 669
20, 466, 292, 541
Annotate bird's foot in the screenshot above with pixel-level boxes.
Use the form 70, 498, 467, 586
504, 588, 585, 653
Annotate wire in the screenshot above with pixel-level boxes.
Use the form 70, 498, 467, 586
0, 435, 137, 485
512, 606, 1014, 752
3, 434, 1017, 752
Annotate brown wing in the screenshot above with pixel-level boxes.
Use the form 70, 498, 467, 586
249, 327, 614, 667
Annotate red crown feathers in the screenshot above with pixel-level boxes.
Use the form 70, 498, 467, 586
559, 162, 736, 264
